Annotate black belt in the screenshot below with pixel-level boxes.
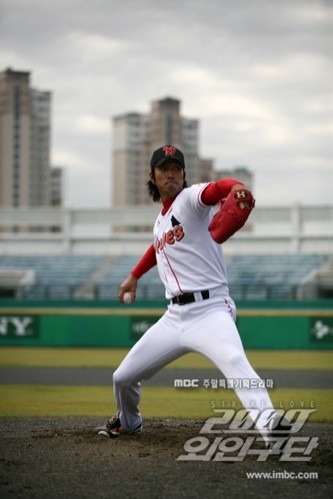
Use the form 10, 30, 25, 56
171, 290, 210, 306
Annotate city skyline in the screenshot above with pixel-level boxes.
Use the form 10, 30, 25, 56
0, 0, 331, 208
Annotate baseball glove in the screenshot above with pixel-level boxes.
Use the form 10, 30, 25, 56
208, 188, 255, 244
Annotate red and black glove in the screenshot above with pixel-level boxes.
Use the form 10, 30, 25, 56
208, 188, 255, 244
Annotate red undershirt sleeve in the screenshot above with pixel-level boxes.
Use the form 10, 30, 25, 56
201, 178, 244, 206
131, 243, 157, 279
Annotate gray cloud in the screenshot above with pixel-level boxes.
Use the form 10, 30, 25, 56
0, 0, 332, 207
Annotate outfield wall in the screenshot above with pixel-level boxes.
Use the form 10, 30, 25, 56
0, 299, 332, 349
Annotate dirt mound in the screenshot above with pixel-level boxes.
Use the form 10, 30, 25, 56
0, 418, 332, 498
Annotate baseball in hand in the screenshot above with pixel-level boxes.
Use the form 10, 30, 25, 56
123, 292, 133, 304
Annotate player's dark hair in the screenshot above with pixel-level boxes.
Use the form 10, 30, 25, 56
146, 176, 187, 202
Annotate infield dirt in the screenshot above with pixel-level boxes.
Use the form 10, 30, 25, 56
0, 417, 332, 499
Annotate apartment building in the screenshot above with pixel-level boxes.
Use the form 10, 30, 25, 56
0, 68, 63, 212
112, 97, 212, 206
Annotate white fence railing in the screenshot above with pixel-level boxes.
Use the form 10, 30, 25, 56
0, 204, 332, 256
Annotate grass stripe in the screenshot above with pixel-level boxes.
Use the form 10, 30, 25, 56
0, 385, 331, 421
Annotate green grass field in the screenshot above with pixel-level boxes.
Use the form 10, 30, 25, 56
0, 347, 332, 421
0, 385, 331, 421
1, 347, 333, 370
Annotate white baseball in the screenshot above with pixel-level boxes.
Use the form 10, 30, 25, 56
123, 292, 133, 304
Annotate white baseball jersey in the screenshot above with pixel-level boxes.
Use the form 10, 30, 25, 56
153, 184, 229, 299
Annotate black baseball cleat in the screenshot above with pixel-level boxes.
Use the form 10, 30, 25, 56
266, 414, 292, 455
95, 415, 142, 438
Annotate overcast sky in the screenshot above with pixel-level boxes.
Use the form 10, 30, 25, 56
0, 0, 332, 208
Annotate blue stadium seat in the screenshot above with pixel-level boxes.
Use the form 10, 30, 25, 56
0, 253, 328, 301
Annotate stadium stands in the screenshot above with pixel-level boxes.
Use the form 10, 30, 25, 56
97, 255, 164, 300
0, 253, 329, 301
0, 255, 105, 299
226, 254, 328, 300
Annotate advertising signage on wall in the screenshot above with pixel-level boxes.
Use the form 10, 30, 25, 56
0, 315, 39, 339
310, 318, 333, 342
131, 316, 157, 339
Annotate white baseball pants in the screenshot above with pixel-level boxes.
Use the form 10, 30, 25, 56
113, 293, 275, 442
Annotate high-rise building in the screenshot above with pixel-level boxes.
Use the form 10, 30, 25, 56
112, 112, 150, 206
0, 68, 62, 212
0, 68, 31, 207
112, 97, 211, 206
29, 87, 52, 206
50, 167, 63, 206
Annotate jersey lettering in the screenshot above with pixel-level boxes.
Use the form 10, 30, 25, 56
154, 225, 185, 254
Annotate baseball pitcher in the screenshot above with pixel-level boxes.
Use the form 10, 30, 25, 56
96, 145, 290, 449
